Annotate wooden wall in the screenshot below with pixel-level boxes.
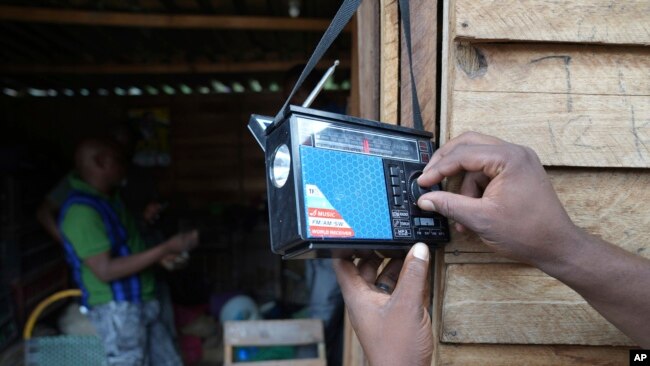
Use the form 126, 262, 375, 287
437, 0, 649, 364
346, 0, 649, 365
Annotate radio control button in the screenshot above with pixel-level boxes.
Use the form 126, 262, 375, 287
418, 141, 429, 151
392, 187, 402, 196
391, 177, 401, 186
389, 166, 400, 176
393, 196, 404, 206
394, 228, 412, 237
421, 153, 430, 163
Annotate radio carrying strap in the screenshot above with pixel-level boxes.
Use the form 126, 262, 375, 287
272, 0, 425, 132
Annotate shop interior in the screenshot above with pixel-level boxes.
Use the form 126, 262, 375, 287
0, 1, 352, 365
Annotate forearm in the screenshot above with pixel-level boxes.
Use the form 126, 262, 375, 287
93, 244, 167, 282
538, 227, 650, 348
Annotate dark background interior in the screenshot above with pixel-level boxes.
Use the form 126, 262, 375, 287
0, 1, 351, 363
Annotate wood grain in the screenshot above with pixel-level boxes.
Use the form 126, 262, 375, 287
437, 0, 454, 148
400, 0, 437, 135
436, 0, 647, 362
224, 319, 324, 346
0, 59, 349, 75
0, 5, 343, 31
343, 310, 368, 366
454, 44, 650, 96
441, 264, 635, 345
350, 1, 380, 121
345, 3, 383, 366
444, 252, 516, 264
431, 248, 447, 366
380, 0, 399, 124
449, 42, 650, 168
449, 91, 650, 167
453, 0, 650, 45
444, 168, 650, 260
438, 344, 629, 366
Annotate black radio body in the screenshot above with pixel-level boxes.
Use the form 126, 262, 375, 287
249, 105, 450, 259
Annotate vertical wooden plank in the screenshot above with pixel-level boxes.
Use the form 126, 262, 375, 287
317, 342, 327, 361
399, 0, 437, 134
350, 2, 380, 120
434, 2, 455, 366
343, 310, 368, 366
431, 249, 446, 366
380, 0, 399, 124
350, 16, 360, 117
438, 0, 455, 145
344, 2, 381, 366
224, 344, 233, 366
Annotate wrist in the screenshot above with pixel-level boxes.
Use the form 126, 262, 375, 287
535, 225, 591, 282
159, 239, 175, 257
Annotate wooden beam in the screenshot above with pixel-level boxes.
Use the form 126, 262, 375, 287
442, 264, 635, 345
349, 0, 380, 120
0, 5, 350, 32
399, 0, 437, 134
444, 168, 650, 263
450, 92, 650, 168
453, 44, 650, 96
439, 344, 629, 366
453, 0, 650, 46
344, 4, 381, 365
0, 59, 350, 75
447, 43, 650, 168
379, 0, 399, 124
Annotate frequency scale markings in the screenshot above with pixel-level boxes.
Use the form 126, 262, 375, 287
298, 120, 420, 162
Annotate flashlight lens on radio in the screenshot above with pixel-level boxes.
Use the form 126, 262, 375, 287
271, 144, 291, 188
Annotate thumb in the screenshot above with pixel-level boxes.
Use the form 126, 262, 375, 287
417, 191, 483, 232
392, 243, 430, 306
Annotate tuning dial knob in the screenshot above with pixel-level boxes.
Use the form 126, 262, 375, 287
409, 172, 430, 204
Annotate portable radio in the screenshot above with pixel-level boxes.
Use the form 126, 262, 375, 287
247, 0, 449, 258
249, 106, 449, 259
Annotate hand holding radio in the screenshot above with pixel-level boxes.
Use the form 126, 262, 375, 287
333, 243, 433, 366
416, 132, 577, 267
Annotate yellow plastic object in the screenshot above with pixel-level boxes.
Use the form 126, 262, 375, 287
23, 289, 82, 340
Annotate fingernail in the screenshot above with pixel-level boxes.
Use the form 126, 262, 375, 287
419, 199, 436, 211
413, 243, 429, 261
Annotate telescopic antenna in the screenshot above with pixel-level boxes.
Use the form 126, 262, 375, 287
302, 60, 339, 108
